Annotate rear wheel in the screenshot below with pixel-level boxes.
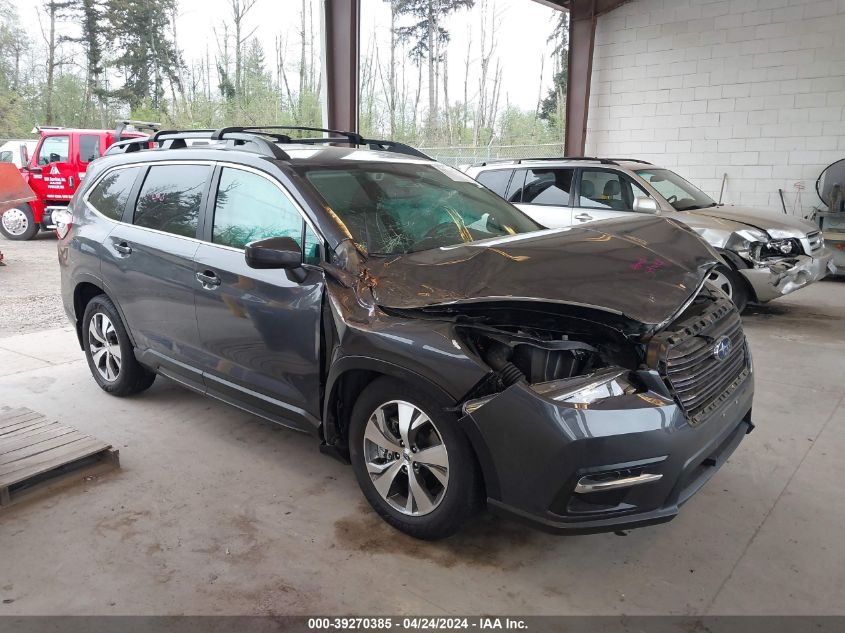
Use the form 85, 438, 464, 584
82, 295, 155, 396
0, 205, 38, 241
707, 264, 749, 312
349, 377, 480, 540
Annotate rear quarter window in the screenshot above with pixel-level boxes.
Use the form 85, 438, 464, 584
475, 169, 513, 197
86, 167, 143, 221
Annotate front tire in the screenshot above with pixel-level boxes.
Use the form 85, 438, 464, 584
0, 205, 38, 241
707, 264, 749, 312
82, 295, 155, 396
349, 377, 481, 540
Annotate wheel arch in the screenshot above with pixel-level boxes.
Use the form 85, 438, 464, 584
72, 280, 136, 348
322, 356, 457, 457
714, 249, 759, 303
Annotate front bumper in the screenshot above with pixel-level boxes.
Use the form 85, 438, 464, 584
822, 235, 845, 274
459, 369, 754, 535
739, 250, 834, 302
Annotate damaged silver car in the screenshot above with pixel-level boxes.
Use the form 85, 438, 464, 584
59, 127, 754, 539
467, 158, 834, 310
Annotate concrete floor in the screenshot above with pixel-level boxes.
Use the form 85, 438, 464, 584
1, 237, 844, 615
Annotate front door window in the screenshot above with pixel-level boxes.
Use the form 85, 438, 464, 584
212, 167, 308, 253
579, 169, 646, 211
37, 136, 69, 165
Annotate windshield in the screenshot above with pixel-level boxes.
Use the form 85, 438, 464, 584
635, 168, 716, 211
300, 162, 542, 255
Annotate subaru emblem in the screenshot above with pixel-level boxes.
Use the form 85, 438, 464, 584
713, 336, 732, 362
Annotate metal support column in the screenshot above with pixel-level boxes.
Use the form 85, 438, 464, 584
322, 0, 360, 133
564, 0, 597, 156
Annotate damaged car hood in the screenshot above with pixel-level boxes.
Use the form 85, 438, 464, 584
684, 205, 817, 235
366, 215, 719, 327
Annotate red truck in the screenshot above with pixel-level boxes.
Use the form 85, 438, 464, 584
0, 121, 158, 240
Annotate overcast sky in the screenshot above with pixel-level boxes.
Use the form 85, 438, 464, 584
12, 0, 561, 112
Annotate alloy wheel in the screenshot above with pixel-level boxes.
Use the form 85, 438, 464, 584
1, 208, 29, 237
88, 312, 122, 382
707, 268, 733, 299
363, 400, 449, 516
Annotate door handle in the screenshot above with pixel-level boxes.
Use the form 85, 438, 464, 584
69, 175, 75, 189
575, 213, 593, 222
114, 241, 132, 255
196, 270, 221, 289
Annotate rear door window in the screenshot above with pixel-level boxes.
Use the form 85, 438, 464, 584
522, 168, 574, 206
212, 167, 311, 254
475, 169, 514, 197
38, 136, 69, 165
133, 164, 212, 238
87, 167, 142, 221
79, 135, 101, 164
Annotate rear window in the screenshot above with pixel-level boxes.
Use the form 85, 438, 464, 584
475, 169, 513, 197
87, 167, 142, 221
133, 164, 211, 238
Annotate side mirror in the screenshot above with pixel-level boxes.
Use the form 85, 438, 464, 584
633, 197, 659, 213
245, 236, 302, 270
20, 144, 29, 165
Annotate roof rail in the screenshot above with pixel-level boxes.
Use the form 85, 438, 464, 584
471, 156, 619, 167
214, 126, 433, 160
604, 157, 653, 165
105, 129, 291, 160
103, 125, 432, 161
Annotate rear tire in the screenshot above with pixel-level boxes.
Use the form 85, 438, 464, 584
707, 264, 749, 312
349, 376, 481, 540
82, 295, 155, 396
0, 205, 38, 241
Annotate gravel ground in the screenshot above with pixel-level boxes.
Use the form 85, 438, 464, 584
0, 232, 66, 338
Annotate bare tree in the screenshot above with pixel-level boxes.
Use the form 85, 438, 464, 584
231, 0, 258, 97
38, 1, 69, 125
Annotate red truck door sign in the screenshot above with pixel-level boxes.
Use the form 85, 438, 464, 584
29, 133, 76, 203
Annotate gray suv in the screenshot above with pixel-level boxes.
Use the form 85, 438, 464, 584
466, 157, 834, 311
56, 127, 754, 539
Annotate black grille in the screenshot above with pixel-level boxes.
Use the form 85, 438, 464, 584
649, 297, 749, 425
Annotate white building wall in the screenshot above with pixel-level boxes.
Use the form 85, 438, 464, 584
585, 0, 845, 216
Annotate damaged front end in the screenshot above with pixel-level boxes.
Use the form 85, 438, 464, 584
721, 228, 833, 302
320, 216, 754, 534
399, 293, 755, 534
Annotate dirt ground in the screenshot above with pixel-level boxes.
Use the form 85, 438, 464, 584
0, 233, 65, 338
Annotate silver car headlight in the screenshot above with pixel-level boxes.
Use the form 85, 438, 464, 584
727, 228, 769, 253
761, 238, 800, 257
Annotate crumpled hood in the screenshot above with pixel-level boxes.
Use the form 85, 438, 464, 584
367, 215, 719, 327
689, 205, 817, 235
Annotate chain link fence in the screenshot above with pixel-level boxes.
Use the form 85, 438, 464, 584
418, 143, 565, 169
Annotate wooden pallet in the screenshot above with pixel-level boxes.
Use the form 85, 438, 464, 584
0, 406, 119, 507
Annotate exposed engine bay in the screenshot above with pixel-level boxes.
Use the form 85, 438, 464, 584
385, 302, 645, 400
